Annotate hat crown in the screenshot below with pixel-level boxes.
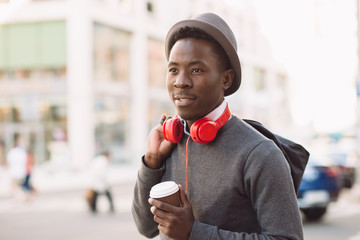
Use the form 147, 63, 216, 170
191, 13, 237, 51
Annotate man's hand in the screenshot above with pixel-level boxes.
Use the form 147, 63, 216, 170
149, 185, 194, 240
144, 114, 176, 169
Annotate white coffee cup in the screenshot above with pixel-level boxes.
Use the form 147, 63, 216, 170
150, 181, 180, 207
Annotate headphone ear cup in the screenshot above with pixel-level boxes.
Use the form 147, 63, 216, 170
163, 117, 183, 143
190, 118, 217, 144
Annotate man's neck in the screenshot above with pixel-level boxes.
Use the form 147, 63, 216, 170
180, 99, 228, 135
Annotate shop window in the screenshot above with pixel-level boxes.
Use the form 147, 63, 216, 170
42, 68, 67, 80
0, 105, 11, 122
94, 23, 131, 82
94, 96, 129, 159
45, 125, 68, 164
42, 104, 66, 122
0, 21, 66, 71
15, 69, 31, 79
0, 68, 66, 81
148, 38, 167, 88
11, 107, 21, 122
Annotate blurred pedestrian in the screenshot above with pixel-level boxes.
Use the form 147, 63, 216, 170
88, 151, 114, 213
22, 149, 37, 199
132, 13, 303, 240
6, 133, 27, 200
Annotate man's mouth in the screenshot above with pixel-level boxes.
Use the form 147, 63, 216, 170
174, 96, 196, 106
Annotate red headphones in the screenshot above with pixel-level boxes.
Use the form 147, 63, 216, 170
163, 104, 231, 144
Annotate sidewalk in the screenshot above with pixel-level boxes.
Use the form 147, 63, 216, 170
0, 163, 139, 198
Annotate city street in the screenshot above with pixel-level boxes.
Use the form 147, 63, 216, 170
0, 1, 359, 240
1, 180, 360, 240
0, 180, 148, 240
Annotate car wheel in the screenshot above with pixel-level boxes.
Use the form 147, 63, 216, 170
302, 207, 327, 221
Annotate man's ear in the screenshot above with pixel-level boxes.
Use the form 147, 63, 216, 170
222, 69, 234, 91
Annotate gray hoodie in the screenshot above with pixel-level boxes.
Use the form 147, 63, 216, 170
132, 116, 303, 240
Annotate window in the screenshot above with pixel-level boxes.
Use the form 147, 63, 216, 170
148, 38, 166, 87
94, 96, 129, 161
0, 21, 66, 71
93, 23, 131, 82
0, 103, 11, 122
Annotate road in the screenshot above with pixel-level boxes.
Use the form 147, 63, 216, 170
1, 180, 360, 240
303, 188, 360, 240
0, 180, 149, 240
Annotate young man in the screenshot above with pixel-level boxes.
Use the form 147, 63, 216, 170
132, 13, 303, 240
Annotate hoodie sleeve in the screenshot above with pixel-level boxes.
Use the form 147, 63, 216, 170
131, 156, 165, 238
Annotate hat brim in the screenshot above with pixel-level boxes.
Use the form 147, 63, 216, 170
165, 19, 241, 96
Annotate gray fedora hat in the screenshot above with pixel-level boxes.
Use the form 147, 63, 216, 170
165, 13, 241, 96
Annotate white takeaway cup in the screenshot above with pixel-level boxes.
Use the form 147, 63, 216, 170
149, 181, 180, 207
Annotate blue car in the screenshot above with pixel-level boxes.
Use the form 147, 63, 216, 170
297, 155, 342, 221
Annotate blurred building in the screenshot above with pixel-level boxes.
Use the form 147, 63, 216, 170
357, 22, 360, 159
0, 0, 292, 169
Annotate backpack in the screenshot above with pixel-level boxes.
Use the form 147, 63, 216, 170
244, 119, 310, 194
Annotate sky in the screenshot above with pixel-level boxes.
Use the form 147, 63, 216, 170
252, 0, 358, 133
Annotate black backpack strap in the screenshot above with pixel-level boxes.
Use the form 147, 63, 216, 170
244, 119, 309, 193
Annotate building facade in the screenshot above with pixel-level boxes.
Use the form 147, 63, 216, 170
0, 0, 292, 169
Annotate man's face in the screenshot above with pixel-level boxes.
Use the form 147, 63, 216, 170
167, 38, 231, 126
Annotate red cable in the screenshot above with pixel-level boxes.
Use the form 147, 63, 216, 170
185, 135, 191, 194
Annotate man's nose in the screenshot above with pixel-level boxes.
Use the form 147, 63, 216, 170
174, 72, 192, 88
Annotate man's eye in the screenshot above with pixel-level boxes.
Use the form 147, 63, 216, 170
169, 68, 177, 73
192, 68, 202, 73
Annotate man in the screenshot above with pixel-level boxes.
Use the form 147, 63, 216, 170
132, 13, 303, 240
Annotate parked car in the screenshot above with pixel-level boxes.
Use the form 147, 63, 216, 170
329, 152, 357, 189
297, 155, 342, 221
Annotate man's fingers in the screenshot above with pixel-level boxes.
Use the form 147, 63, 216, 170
178, 185, 190, 207
151, 206, 167, 225
157, 224, 169, 236
149, 198, 177, 213
149, 192, 194, 240
150, 204, 175, 228
159, 114, 175, 126
159, 114, 166, 125
150, 205, 167, 219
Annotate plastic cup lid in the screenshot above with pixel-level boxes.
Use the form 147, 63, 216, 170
149, 181, 179, 198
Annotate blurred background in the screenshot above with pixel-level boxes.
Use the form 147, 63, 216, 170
0, 0, 359, 239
